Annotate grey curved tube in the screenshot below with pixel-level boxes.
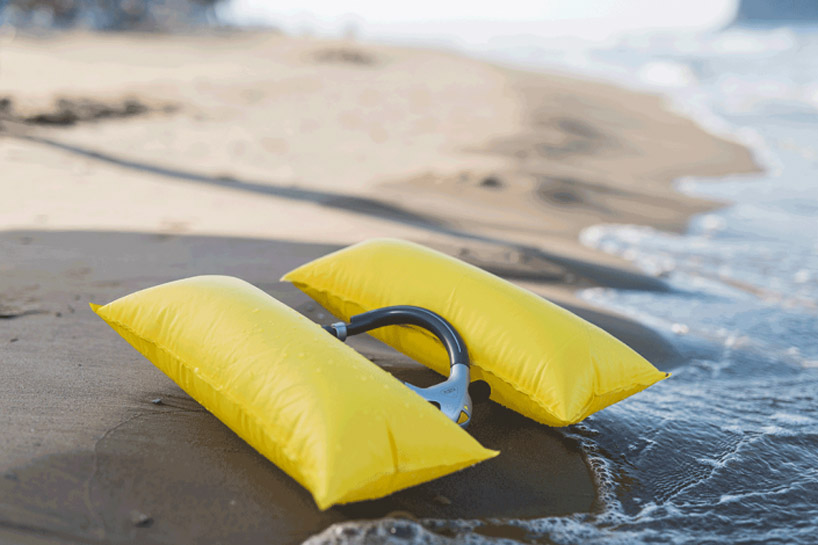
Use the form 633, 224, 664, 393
324, 305, 469, 369
323, 305, 474, 427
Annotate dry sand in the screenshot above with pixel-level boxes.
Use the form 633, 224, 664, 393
0, 31, 759, 544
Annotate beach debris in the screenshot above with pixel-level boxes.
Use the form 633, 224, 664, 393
0, 308, 22, 319
10, 338, 19, 343
1, 95, 176, 127
129, 510, 153, 528
537, 178, 584, 205
313, 47, 376, 66
25, 98, 150, 126
150, 398, 163, 405
432, 494, 451, 505
478, 175, 503, 189
0, 306, 45, 319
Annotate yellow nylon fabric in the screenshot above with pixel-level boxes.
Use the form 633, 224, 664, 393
91, 275, 497, 509
283, 239, 669, 427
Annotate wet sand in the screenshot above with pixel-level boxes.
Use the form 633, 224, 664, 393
0, 31, 759, 544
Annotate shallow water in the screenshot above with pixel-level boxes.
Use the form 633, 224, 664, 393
306, 25, 818, 545
534, 25, 818, 545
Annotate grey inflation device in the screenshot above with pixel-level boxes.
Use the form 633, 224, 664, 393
323, 305, 474, 427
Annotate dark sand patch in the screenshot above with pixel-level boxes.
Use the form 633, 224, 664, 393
0, 96, 175, 127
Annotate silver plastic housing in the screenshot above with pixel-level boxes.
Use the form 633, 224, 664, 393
403, 363, 472, 427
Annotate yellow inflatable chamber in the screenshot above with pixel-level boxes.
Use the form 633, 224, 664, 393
91, 275, 496, 509
283, 239, 669, 427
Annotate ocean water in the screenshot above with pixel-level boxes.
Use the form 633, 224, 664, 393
305, 25, 818, 545
567, 27, 818, 545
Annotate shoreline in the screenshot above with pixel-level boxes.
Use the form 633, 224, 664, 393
0, 30, 760, 544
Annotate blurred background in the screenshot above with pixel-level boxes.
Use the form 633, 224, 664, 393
0, 0, 797, 36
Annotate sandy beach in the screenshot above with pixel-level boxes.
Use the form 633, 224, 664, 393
0, 31, 759, 544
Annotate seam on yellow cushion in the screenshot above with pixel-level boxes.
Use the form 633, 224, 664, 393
333, 446, 498, 505
569, 370, 669, 424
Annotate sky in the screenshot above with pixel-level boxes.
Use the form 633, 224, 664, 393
219, 0, 739, 45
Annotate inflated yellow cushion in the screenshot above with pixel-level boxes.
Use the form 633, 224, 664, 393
283, 239, 669, 427
91, 275, 496, 509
